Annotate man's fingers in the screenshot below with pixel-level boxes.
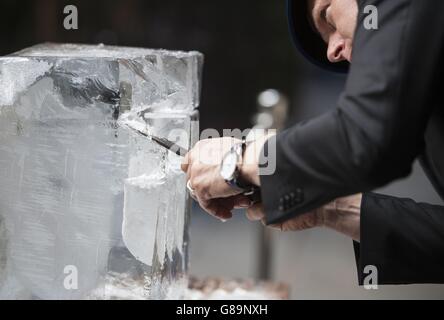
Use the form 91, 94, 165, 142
208, 195, 252, 213
181, 151, 191, 173
267, 222, 283, 230
246, 203, 265, 221
202, 198, 233, 221
213, 207, 233, 221
232, 194, 252, 209
194, 193, 262, 223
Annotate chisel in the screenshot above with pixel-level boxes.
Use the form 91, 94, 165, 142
133, 128, 262, 204
133, 129, 188, 157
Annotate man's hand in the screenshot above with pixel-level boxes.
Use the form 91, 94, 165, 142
247, 194, 362, 241
181, 137, 249, 220
181, 133, 362, 241
246, 203, 324, 231
180, 134, 272, 221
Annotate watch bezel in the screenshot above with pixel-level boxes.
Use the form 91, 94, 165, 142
220, 150, 239, 181
219, 140, 252, 191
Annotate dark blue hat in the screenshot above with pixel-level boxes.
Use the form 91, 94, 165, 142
287, 0, 349, 73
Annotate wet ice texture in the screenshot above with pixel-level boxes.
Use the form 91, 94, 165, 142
0, 43, 201, 299
123, 171, 166, 266
12, 43, 203, 112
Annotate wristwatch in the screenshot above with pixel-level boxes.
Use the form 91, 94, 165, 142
219, 139, 261, 202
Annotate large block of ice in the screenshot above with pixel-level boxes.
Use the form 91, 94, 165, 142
0, 43, 202, 299
1, 43, 203, 112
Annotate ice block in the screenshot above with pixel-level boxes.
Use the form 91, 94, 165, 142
0, 43, 202, 299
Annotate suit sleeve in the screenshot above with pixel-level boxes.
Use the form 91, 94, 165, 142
353, 193, 444, 284
260, 0, 444, 224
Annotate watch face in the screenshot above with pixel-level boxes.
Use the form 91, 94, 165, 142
220, 151, 238, 180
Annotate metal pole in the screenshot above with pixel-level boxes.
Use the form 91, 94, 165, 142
253, 89, 288, 280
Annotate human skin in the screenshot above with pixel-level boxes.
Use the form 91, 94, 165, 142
181, 0, 361, 241
308, 0, 358, 63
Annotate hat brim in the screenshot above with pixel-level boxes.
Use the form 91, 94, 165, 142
287, 0, 349, 73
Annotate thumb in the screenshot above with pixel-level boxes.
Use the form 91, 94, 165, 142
246, 203, 265, 221
181, 151, 191, 173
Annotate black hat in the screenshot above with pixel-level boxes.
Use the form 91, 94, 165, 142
287, 0, 349, 73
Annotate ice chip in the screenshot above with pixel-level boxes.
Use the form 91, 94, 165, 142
122, 172, 166, 266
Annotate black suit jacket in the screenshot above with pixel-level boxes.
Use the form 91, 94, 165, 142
260, 0, 444, 284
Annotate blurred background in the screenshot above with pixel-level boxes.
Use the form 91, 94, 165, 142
1, 0, 443, 299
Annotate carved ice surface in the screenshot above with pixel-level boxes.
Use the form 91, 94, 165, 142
123, 171, 166, 267
0, 43, 202, 299
12, 43, 203, 112
0, 58, 52, 106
